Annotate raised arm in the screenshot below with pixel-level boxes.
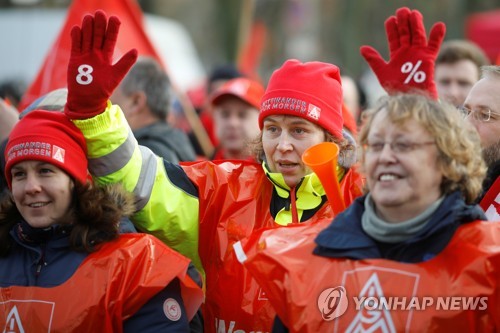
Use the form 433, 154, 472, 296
360, 7, 445, 100
64, 11, 203, 274
64, 10, 137, 119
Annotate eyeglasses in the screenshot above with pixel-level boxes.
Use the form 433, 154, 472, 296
459, 106, 497, 122
363, 141, 435, 154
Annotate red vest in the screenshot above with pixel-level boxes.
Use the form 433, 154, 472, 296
480, 176, 499, 221
0, 234, 203, 333
183, 161, 362, 333
241, 221, 500, 332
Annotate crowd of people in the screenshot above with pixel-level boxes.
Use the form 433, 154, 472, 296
0, 5, 498, 333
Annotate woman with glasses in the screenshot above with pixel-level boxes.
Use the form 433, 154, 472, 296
238, 94, 500, 332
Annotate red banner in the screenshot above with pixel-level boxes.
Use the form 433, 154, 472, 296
19, 0, 162, 110
465, 10, 500, 64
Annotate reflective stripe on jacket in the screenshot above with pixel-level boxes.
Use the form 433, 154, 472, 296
73, 103, 363, 332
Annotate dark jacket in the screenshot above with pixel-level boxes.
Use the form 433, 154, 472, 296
0, 221, 191, 332
134, 121, 196, 163
273, 191, 487, 333
314, 191, 486, 262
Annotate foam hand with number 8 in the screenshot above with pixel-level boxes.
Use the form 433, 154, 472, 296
360, 7, 445, 100
64, 10, 138, 119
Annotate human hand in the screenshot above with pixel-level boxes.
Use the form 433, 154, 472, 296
360, 7, 445, 100
64, 10, 138, 119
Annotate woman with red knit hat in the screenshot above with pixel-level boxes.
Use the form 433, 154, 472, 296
0, 110, 203, 331
63, 11, 363, 332
237, 7, 499, 333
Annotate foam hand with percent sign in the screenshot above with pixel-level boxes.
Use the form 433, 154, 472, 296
64, 10, 138, 120
360, 7, 445, 100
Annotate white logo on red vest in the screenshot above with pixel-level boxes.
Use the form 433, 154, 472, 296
307, 104, 321, 120
345, 273, 396, 333
335, 267, 420, 333
51, 145, 65, 163
484, 193, 499, 221
257, 287, 268, 301
0, 300, 54, 332
3, 306, 25, 333
163, 298, 181, 321
480, 177, 499, 221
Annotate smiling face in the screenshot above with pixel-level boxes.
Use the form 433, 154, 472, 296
11, 161, 75, 228
363, 109, 444, 222
262, 115, 326, 188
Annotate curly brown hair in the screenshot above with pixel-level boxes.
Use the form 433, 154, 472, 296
358, 94, 486, 203
0, 182, 135, 256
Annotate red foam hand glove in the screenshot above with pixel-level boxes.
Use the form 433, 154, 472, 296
65, 10, 138, 119
360, 7, 445, 100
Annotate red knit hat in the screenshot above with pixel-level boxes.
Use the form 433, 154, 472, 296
211, 77, 265, 109
5, 110, 88, 188
259, 59, 344, 138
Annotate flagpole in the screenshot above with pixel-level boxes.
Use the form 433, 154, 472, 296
236, 0, 256, 66
172, 85, 214, 158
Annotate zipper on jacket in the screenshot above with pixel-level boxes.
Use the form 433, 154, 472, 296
290, 186, 299, 224
266, 171, 304, 224
35, 244, 47, 281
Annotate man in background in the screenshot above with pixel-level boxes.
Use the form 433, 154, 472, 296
463, 65, 500, 220
435, 40, 490, 107
210, 77, 264, 160
111, 57, 196, 163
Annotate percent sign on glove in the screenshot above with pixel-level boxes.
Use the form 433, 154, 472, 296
401, 60, 426, 84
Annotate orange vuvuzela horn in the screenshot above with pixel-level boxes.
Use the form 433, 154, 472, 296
302, 142, 346, 215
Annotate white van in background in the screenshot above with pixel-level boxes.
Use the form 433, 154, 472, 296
0, 8, 206, 92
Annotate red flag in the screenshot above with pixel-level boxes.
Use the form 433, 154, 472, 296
465, 10, 500, 64
237, 21, 267, 82
19, 0, 162, 110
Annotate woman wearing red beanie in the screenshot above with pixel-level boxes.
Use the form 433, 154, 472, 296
0, 110, 203, 332
63, 11, 363, 333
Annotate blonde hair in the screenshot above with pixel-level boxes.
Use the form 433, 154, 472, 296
359, 94, 486, 203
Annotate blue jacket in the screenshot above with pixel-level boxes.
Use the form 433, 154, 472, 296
273, 191, 487, 333
314, 191, 486, 262
0, 221, 190, 332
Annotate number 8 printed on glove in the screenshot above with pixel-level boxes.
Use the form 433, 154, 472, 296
64, 10, 138, 120
76, 65, 94, 85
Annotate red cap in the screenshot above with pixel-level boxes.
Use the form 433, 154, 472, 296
5, 110, 88, 188
211, 77, 265, 109
259, 59, 344, 138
